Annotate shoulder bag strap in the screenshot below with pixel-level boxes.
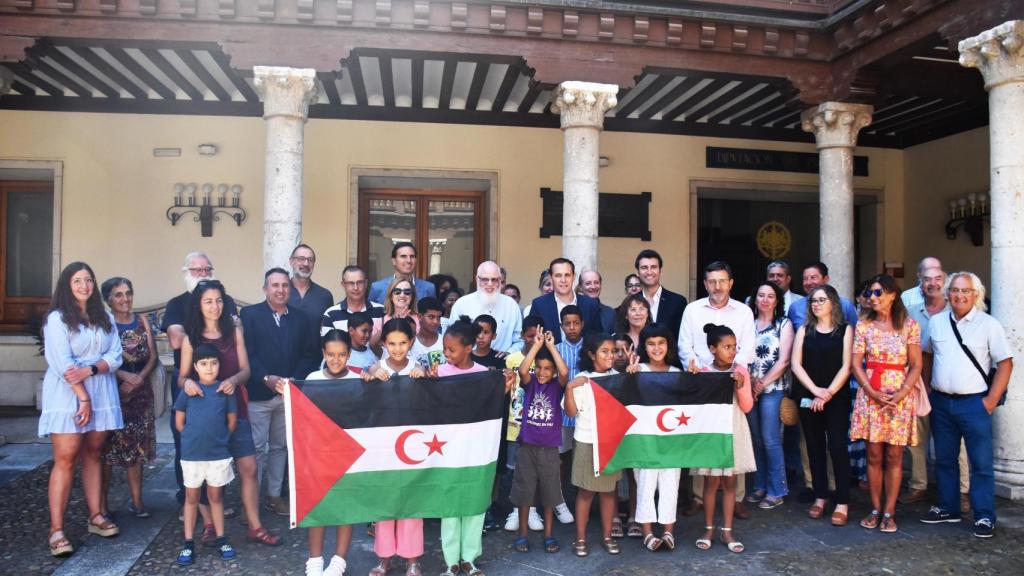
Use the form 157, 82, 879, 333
948, 314, 992, 384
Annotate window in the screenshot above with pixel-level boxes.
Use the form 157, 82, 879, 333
1, 180, 53, 331
359, 189, 485, 290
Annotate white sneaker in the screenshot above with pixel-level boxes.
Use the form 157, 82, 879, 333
528, 507, 544, 531
555, 502, 575, 524
323, 555, 347, 576
305, 557, 324, 576
504, 508, 519, 532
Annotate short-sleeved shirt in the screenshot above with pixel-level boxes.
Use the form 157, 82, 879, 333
321, 299, 385, 337
907, 300, 949, 352
437, 362, 487, 377
924, 308, 1013, 394
162, 290, 238, 371
347, 346, 380, 372
408, 336, 444, 368
472, 349, 506, 370
306, 368, 361, 380
519, 374, 563, 447
173, 381, 237, 461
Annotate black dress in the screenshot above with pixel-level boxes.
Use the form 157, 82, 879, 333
795, 325, 850, 404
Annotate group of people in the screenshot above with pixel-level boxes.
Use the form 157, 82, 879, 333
37, 241, 1013, 575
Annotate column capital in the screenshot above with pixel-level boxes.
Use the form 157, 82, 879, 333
801, 102, 873, 150
253, 66, 319, 120
959, 20, 1024, 90
551, 81, 619, 130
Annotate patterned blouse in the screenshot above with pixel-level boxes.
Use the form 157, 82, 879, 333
748, 317, 791, 394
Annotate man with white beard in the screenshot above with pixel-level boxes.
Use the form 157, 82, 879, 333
161, 251, 238, 512
449, 261, 523, 353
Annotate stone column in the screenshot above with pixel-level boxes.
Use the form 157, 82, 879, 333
253, 66, 319, 272
0, 67, 12, 95
551, 81, 618, 272
801, 102, 873, 298
960, 20, 1024, 500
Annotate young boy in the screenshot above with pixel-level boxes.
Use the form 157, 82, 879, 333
173, 344, 238, 565
345, 311, 379, 371
408, 297, 444, 368
472, 314, 507, 371
556, 305, 585, 451
511, 330, 570, 554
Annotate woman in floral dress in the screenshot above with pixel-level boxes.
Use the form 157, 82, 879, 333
850, 274, 923, 534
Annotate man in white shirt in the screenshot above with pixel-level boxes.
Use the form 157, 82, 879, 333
920, 272, 1013, 538
635, 249, 687, 346
901, 256, 943, 310
449, 261, 523, 353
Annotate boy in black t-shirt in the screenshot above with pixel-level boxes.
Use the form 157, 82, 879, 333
472, 314, 508, 370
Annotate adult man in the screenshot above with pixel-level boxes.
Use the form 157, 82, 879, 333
241, 268, 319, 516
577, 269, 616, 333
368, 242, 436, 304
766, 260, 796, 314
678, 260, 756, 516
287, 244, 334, 344
635, 249, 687, 343
321, 265, 385, 339
161, 252, 237, 508
787, 261, 859, 328
449, 261, 523, 352
901, 256, 943, 309
530, 258, 601, 344
920, 272, 1013, 538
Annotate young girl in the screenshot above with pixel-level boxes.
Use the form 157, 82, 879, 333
565, 333, 622, 558
303, 330, 359, 576
625, 324, 682, 552
362, 318, 425, 576
690, 323, 754, 554
436, 317, 514, 576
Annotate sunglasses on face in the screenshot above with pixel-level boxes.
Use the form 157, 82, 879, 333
862, 288, 884, 298
392, 288, 413, 296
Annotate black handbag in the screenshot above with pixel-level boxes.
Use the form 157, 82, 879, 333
948, 314, 1005, 406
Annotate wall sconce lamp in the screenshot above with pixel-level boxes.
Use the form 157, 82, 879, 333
945, 192, 990, 247
167, 182, 246, 237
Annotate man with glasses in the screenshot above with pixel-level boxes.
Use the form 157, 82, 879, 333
287, 244, 334, 344
901, 256, 943, 309
920, 272, 1013, 538
162, 252, 238, 512
367, 242, 436, 305
450, 261, 523, 353
322, 265, 385, 340
635, 249, 687, 344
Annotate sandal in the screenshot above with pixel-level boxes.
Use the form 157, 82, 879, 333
602, 537, 621, 555
543, 537, 560, 553
719, 527, 745, 553
48, 529, 73, 557
808, 503, 825, 519
642, 533, 662, 552
610, 517, 624, 538
246, 526, 282, 546
369, 557, 390, 576
695, 526, 714, 550
572, 539, 588, 557
87, 513, 119, 537
661, 532, 675, 551
879, 513, 898, 533
460, 561, 484, 576
441, 566, 459, 576
860, 509, 881, 530
406, 560, 422, 576
514, 537, 529, 553
627, 520, 642, 538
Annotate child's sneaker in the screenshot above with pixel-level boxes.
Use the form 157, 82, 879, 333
219, 542, 237, 560
323, 555, 347, 576
306, 557, 324, 576
503, 509, 519, 532
555, 503, 575, 524
176, 547, 195, 566
528, 508, 544, 531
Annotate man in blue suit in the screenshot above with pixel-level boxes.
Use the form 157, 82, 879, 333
530, 258, 602, 344
367, 241, 436, 305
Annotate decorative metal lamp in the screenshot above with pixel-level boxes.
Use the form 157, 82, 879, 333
167, 182, 247, 237
945, 192, 990, 246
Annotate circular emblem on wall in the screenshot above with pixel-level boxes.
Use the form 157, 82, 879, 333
756, 221, 791, 259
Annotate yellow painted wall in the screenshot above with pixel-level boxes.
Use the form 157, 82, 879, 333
903, 126, 991, 285
1, 109, 900, 309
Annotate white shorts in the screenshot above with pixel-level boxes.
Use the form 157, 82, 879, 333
181, 458, 235, 488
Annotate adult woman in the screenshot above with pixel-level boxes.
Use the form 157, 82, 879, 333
385, 277, 420, 332
624, 274, 642, 298
790, 285, 853, 526
40, 262, 124, 556
99, 277, 157, 519
744, 282, 793, 510
179, 280, 280, 546
503, 283, 522, 305
850, 275, 922, 533
616, 293, 651, 349
440, 287, 463, 319
428, 274, 459, 301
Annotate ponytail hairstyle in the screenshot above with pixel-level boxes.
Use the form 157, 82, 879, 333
321, 328, 352, 351
445, 315, 482, 347
381, 316, 416, 342
578, 332, 615, 373
703, 323, 735, 348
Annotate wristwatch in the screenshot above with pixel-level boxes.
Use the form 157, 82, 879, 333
90, 365, 99, 376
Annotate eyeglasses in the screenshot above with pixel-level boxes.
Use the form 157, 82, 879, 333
809, 297, 829, 305
477, 276, 501, 284
290, 256, 315, 264
949, 287, 976, 295
188, 267, 214, 274
391, 288, 414, 296
862, 288, 884, 298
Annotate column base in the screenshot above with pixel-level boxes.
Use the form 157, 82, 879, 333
995, 481, 1024, 500
994, 461, 1024, 501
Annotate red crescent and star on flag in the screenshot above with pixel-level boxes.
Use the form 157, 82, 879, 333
394, 429, 448, 465
655, 408, 691, 432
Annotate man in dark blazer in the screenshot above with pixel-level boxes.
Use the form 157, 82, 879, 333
241, 267, 319, 517
530, 258, 602, 344
578, 269, 617, 333
635, 249, 688, 346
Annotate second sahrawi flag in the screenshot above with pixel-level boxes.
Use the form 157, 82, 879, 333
283, 371, 504, 528
590, 371, 736, 476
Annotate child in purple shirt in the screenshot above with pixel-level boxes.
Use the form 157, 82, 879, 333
511, 330, 569, 554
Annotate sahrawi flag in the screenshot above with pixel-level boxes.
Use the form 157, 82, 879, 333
283, 371, 504, 528
589, 371, 736, 476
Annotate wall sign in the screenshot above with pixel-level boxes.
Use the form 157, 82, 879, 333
539, 188, 652, 241
706, 146, 869, 177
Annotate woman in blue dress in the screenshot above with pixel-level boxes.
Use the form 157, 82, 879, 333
39, 262, 124, 557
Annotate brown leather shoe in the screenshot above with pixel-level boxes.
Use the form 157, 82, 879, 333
831, 510, 849, 526
899, 489, 928, 504
960, 493, 971, 515
808, 504, 824, 519
734, 501, 750, 520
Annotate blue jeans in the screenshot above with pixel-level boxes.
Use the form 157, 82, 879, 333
930, 391, 995, 523
747, 389, 788, 498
